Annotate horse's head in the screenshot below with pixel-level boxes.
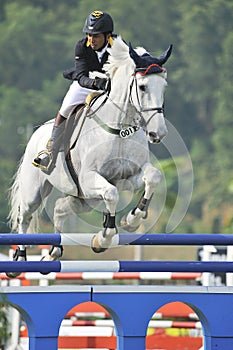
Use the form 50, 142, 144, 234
102, 37, 172, 143
129, 43, 172, 143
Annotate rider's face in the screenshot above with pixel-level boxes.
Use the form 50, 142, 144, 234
87, 33, 110, 50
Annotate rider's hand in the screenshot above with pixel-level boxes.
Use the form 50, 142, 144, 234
93, 77, 110, 91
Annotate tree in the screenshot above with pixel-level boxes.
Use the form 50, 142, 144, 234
0, 3, 72, 91
0, 0, 232, 234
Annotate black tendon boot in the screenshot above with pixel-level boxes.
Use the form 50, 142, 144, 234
32, 123, 65, 174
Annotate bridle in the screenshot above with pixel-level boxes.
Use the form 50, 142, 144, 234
86, 67, 166, 137
129, 69, 165, 128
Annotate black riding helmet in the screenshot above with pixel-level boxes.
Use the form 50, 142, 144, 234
83, 11, 114, 34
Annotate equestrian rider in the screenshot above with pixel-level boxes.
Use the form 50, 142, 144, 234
32, 10, 114, 172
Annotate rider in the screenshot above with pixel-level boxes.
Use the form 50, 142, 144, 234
32, 10, 114, 172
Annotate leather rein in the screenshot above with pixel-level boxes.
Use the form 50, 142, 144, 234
87, 68, 165, 137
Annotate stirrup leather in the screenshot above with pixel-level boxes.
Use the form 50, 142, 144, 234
32, 149, 53, 172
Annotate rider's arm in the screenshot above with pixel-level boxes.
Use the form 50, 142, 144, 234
73, 39, 101, 89
74, 50, 95, 88
63, 38, 107, 90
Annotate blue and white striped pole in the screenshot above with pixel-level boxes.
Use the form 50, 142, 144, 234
1, 233, 233, 246
1, 261, 233, 274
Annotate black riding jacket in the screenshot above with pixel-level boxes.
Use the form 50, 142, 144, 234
63, 37, 110, 89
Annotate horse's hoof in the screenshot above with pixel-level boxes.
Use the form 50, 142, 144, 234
6, 271, 21, 279
91, 246, 107, 253
40, 245, 63, 275
41, 245, 63, 261
40, 255, 51, 275
91, 235, 107, 253
5, 247, 27, 278
120, 214, 140, 232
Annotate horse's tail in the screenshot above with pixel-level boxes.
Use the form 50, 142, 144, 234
7, 158, 23, 232
8, 157, 40, 233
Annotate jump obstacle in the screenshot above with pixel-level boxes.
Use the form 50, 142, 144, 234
1, 232, 233, 245
1, 233, 233, 273
1, 233, 233, 350
1, 260, 233, 273
0, 271, 202, 281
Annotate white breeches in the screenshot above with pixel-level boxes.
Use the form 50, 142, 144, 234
59, 81, 96, 118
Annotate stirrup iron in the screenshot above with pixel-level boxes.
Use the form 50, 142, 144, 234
32, 149, 53, 172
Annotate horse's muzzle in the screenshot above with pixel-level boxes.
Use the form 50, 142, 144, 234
147, 132, 161, 144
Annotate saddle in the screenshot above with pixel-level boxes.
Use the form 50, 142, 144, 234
64, 92, 102, 152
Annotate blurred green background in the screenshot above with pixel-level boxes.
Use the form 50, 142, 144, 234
0, 0, 232, 240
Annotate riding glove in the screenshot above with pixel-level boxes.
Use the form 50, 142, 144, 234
93, 77, 109, 91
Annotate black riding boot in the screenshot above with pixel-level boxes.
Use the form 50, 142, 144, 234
32, 122, 65, 174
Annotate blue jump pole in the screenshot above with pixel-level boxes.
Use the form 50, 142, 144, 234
1, 260, 233, 273
1, 233, 233, 246
0, 233, 61, 245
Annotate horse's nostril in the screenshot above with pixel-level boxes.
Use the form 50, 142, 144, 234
149, 132, 157, 139
148, 132, 161, 144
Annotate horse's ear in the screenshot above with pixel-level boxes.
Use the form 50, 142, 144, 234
129, 42, 144, 67
129, 42, 173, 69
128, 42, 135, 58
156, 44, 173, 66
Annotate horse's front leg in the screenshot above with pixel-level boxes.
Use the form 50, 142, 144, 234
121, 164, 162, 232
80, 171, 119, 253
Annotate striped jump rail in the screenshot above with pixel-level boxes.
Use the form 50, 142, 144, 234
0, 271, 202, 281
0, 233, 233, 247
1, 260, 233, 273
1, 233, 233, 246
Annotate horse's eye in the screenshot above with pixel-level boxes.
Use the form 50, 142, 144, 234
139, 85, 147, 92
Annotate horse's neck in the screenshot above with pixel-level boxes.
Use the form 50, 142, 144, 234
106, 75, 133, 127
89, 66, 135, 127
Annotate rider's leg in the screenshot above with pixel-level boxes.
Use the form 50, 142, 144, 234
47, 113, 66, 151
32, 112, 66, 171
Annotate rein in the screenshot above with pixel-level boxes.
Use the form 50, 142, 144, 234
87, 89, 140, 139
87, 67, 165, 138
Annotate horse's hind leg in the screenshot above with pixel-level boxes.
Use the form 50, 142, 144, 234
53, 196, 93, 233
41, 196, 75, 261
121, 164, 162, 232
7, 181, 53, 278
6, 198, 39, 278
41, 195, 93, 261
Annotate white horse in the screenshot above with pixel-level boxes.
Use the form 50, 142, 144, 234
7, 37, 172, 277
